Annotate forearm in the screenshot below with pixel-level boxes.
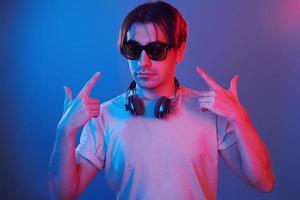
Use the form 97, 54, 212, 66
230, 108, 275, 191
48, 126, 80, 199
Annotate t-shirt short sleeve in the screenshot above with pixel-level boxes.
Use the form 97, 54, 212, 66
216, 116, 237, 151
75, 117, 106, 170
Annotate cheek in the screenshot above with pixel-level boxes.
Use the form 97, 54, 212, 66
161, 55, 177, 71
128, 60, 137, 73
153, 61, 176, 80
165, 51, 177, 65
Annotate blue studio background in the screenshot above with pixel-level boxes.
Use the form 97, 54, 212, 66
1, 0, 300, 199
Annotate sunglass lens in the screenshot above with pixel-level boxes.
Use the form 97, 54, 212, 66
124, 41, 141, 60
147, 42, 168, 61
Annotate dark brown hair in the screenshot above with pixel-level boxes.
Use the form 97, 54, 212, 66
118, 1, 188, 53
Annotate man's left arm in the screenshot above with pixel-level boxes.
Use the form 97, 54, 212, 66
196, 66, 275, 192
219, 107, 275, 192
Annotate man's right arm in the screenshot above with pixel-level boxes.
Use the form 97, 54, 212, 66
48, 72, 101, 199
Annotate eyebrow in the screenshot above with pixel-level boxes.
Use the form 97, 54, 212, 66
126, 40, 168, 44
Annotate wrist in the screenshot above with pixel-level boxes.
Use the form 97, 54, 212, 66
57, 121, 79, 139
228, 105, 249, 125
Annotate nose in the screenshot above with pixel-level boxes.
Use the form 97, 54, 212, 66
138, 50, 151, 67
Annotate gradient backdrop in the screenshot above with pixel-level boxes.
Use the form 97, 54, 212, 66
1, 0, 300, 199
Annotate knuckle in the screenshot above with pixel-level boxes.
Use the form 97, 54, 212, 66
82, 104, 90, 113
85, 109, 92, 118
91, 98, 100, 104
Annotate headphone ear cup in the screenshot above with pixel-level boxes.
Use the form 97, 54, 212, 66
154, 96, 171, 118
129, 94, 145, 116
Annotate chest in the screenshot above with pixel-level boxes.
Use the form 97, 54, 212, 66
106, 111, 218, 170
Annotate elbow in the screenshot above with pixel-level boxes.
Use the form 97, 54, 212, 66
49, 183, 79, 200
260, 176, 275, 193
253, 174, 275, 193
48, 173, 79, 200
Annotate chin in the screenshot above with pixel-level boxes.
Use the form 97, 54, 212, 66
136, 78, 160, 89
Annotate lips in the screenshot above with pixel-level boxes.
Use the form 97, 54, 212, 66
136, 72, 156, 78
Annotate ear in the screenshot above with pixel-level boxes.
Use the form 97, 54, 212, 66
175, 42, 186, 64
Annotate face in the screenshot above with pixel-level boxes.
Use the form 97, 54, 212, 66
126, 22, 184, 90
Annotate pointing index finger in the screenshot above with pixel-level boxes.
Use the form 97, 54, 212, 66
79, 72, 101, 97
196, 66, 221, 90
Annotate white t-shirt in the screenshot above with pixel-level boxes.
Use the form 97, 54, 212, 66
76, 86, 236, 200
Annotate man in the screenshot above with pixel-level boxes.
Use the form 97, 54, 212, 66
49, 1, 275, 199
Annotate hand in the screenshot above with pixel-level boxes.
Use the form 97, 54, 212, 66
196, 66, 244, 121
58, 72, 101, 135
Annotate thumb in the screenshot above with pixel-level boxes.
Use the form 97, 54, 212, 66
229, 75, 240, 99
63, 86, 72, 112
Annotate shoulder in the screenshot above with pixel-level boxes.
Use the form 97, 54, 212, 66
100, 92, 126, 110
180, 86, 200, 98
98, 92, 129, 119
179, 86, 203, 107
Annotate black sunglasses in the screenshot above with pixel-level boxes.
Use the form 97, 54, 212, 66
122, 40, 172, 61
